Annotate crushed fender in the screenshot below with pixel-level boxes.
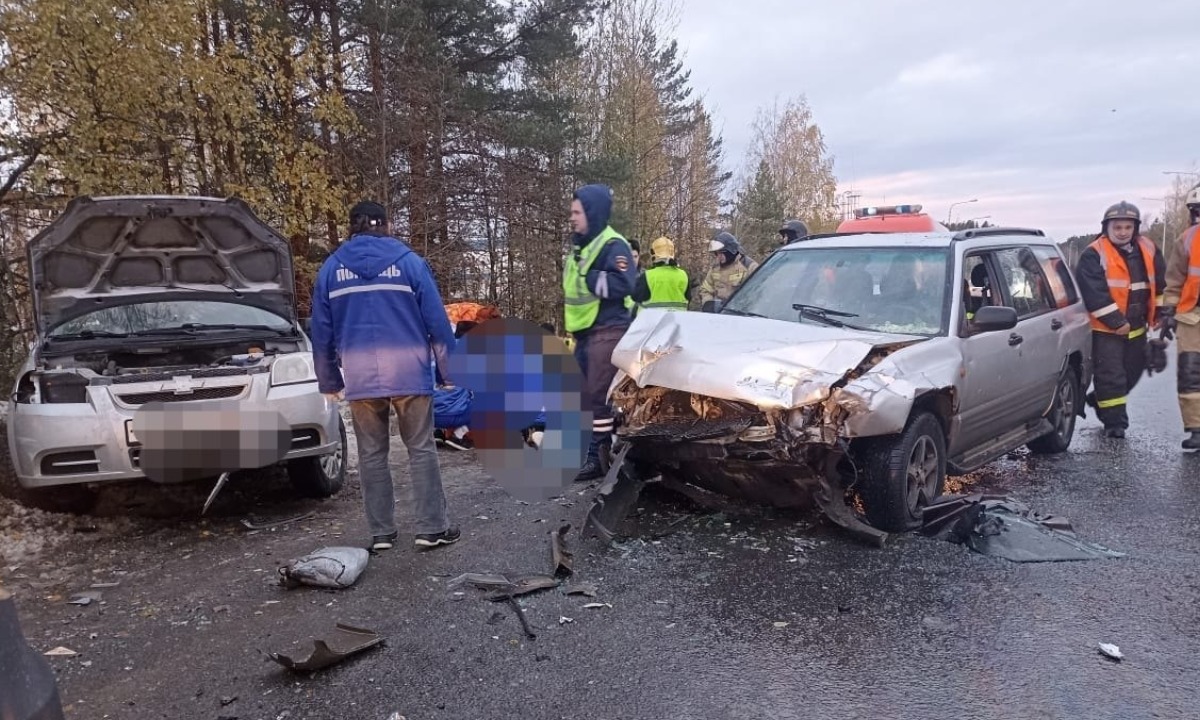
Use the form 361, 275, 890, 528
921, 494, 1126, 563
268, 623, 383, 672
279, 547, 370, 589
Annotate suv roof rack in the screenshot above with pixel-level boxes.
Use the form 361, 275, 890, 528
952, 227, 1046, 241
794, 231, 891, 242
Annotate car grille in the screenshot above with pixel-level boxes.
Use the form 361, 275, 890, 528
112, 367, 252, 385
115, 385, 247, 406
41, 450, 100, 476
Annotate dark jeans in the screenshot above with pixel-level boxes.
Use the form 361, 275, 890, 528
348, 395, 449, 537
573, 324, 627, 461
1090, 330, 1148, 430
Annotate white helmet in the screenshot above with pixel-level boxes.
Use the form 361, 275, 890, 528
1187, 183, 1200, 209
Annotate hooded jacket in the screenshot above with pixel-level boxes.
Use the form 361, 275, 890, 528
311, 233, 457, 400
569, 184, 637, 332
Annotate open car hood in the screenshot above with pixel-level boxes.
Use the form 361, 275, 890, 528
27, 196, 297, 334
610, 309, 925, 410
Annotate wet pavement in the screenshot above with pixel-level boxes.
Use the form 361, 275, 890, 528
3, 371, 1199, 720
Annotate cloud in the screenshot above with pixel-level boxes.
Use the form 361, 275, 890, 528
674, 0, 1200, 237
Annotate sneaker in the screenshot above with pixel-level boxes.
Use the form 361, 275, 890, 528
415, 526, 461, 549
371, 532, 399, 551
1104, 427, 1126, 439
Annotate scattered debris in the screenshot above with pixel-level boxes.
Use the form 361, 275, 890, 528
558, 616, 574, 625
240, 511, 316, 531
550, 523, 574, 578
90, 581, 121, 589
1099, 643, 1124, 662
582, 602, 612, 610
582, 443, 645, 542
67, 590, 102, 606
563, 582, 598, 598
505, 597, 537, 640
486, 612, 505, 626
220, 696, 238, 706
447, 573, 511, 590
921, 494, 1126, 563
268, 623, 383, 672
485, 575, 559, 601
386, 714, 407, 720
279, 547, 369, 589
44, 646, 78, 657
201, 471, 233, 516
772, 621, 789, 628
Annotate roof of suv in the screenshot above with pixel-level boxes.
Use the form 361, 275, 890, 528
781, 227, 1054, 251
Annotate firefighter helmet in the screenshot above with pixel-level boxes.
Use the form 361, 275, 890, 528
779, 219, 810, 241
650, 236, 676, 262
1102, 201, 1141, 224
1187, 183, 1200, 209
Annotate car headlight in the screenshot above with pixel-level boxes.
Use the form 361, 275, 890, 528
270, 352, 317, 386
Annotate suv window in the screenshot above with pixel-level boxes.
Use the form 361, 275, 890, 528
1029, 245, 1079, 308
722, 246, 950, 336
993, 247, 1055, 319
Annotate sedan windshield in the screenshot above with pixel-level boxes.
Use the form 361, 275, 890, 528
49, 301, 293, 337
722, 246, 950, 336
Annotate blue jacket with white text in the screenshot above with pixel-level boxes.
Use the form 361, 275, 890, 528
310, 233, 456, 400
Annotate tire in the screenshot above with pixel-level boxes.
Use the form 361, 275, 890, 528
1027, 367, 1079, 455
287, 416, 347, 499
856, 412, 946, 532
0, 421, 98, 514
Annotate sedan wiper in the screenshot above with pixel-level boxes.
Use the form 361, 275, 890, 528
792, 303, 861, 329
128, 323, 292, 336
48, 330, 130, 340
721, 308, 770, 319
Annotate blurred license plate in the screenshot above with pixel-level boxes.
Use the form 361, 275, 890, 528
125, 420, 139, 445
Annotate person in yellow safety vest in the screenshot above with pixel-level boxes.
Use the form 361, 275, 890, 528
562, 184, 637, 482
698, 231, 758, 312
1074, 201, 1167, 439
631, 236, 691, 311
1161, 183, 1200, 450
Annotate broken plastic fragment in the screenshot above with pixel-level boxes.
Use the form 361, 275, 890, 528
563, 582, 598, 598
582, 603, 612, 610
559, 616, 574, 625
773, 621, 789, 628
268, 623, 383, 672
1099, 643, 1124, 661
44, 646, 78, 657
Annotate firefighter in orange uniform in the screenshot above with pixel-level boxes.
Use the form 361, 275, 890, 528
1161, 184, 1200, 450
1074, 201, 1167, 439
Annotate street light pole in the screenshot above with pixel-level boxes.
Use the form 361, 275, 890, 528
947, 198, 978, 225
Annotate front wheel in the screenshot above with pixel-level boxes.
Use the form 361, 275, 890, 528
856, 412, 946, 532
1027, 367, 1079, 454
287, 417, 347, 499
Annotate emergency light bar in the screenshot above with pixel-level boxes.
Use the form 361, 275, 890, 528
854, 204, 924, 218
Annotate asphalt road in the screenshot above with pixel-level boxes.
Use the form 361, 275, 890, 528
3, 371, 1199, 720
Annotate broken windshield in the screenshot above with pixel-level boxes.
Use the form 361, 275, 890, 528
722, 246, 951, 336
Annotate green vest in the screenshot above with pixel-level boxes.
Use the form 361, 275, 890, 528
641, 264, 689, 310
563, 226, 635, 333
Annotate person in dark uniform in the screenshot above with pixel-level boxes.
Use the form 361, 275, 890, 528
1074, 201, 1167, 438
562, 184, 638, 481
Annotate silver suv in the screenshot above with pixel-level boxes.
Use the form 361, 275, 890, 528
2, 196, 346, 512
603, 227, 1092, 540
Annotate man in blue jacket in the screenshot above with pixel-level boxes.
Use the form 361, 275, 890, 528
562, 184, 638, 482
310, 201, 461, 552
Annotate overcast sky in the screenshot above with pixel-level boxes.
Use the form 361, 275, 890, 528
675, 0, 1199, 239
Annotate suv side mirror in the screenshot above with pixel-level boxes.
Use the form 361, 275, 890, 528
970, 305, 1019, 332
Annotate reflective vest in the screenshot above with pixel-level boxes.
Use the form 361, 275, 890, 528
1089, 235, 1158, 336
641, 264, 689, 310
1177, 225, 1200, 314
563, 226, 634, 333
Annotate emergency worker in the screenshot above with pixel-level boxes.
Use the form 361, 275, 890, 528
1075, 201, 1167, 438
631, 236, 691, 311
1161, 183, 1200, 450
698, 232, 758, 312
562, 184, 638, 481
779, 219, 810, 247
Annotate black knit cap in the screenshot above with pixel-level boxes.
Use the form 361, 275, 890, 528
350, 200, 387, 224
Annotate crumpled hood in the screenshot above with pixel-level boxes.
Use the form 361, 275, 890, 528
610, 309, 924, 410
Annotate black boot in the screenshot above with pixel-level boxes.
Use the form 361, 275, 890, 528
1183, 431, 1200, 451
573, 456, 604, 483
1104, 426, 1126, 439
